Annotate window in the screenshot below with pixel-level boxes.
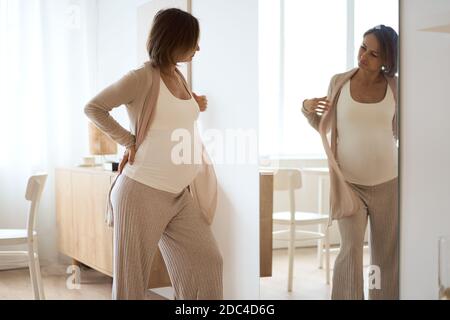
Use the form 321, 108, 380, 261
259, 0, 399, 158
354, 0, 399, 67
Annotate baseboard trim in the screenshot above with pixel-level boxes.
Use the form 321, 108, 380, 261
0, 256, 29, 271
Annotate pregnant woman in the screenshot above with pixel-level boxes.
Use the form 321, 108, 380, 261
85, 8, 222, 300
302, 25, 398, 300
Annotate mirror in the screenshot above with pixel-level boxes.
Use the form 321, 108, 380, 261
259, 0, 399, 300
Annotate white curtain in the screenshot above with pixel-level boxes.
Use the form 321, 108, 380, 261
0, 0, 98, 266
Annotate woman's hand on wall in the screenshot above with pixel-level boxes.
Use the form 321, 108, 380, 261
193, 92, 208, 112
302, 96, 331, 115
119, 145, 136, 174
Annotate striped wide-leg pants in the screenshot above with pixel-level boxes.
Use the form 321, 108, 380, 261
110, 174, 223, 300
331, 178, 399, 300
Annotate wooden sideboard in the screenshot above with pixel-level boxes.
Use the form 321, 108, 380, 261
55, 167, 171, 288
56, 167, 274, 285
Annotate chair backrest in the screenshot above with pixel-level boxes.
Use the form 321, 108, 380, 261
273, 168, 302, 191
273, 169, 302, 215
25, 173, 48, 236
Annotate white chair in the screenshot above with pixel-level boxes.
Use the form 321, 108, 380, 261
0, 173, 47, 300
272, 168, 330, 292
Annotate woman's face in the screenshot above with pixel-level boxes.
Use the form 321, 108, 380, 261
357, 33, 384, 73
175, 43, 200, 63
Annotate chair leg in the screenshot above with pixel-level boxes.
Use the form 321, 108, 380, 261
317, 224, 323, 269
287, 224, 295, 292
324, 226, 331, 285
27, 242, 39, 300
33, 237, 45, 300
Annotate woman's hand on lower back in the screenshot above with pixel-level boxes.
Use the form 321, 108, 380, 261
119, 145, 136, 174
302, 96, 331, 115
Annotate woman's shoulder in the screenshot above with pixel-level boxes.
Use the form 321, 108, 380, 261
130, 61, 155, 81
328, 68, 358, 89
111, 61, 157, 102
386, 74, 398, 97
386, 74, 398, 84
332, 68, 358, 81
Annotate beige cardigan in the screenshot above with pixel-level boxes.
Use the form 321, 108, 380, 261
84, 61, 218, 227
302, 68, 398, 222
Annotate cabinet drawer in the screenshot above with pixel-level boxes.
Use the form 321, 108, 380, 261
56, 168, 171, 288
56, 169, 75, 258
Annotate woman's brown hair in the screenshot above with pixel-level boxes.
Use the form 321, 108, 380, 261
364, 25, 398, 77
147, 8, 199, 68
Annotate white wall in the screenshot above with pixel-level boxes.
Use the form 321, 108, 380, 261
191, 0, 260, 299
97, 0, 142, 85
96, 0, 142, 155
400, 0, 450, 299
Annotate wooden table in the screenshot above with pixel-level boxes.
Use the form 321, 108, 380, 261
260, 170, 274, 277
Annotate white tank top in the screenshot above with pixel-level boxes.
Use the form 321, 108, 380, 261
123, 78, 201, 193
336, 81, 398, 186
